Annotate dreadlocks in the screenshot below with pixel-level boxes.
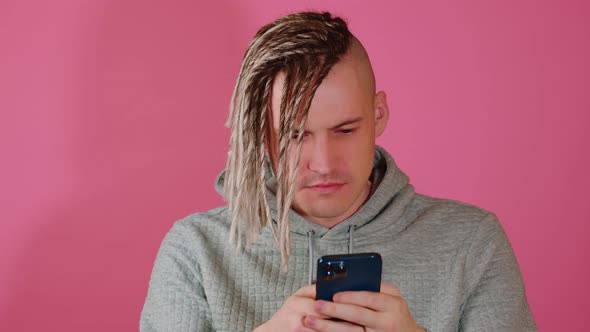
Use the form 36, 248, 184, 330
224, 12, 352, 270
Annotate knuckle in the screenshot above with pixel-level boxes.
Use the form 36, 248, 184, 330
369, 295, 380, 308
322, 301, 335, 314
391, 300, 402, 314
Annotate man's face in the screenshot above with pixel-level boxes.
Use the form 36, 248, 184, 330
268, 52, 389, 228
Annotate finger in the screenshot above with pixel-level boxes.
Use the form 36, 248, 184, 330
303, 315, 364, 332
286, 296, 330, 319
313, 300, 377, 328
295, 284, 317, 298
333, 291, 398, 312
380, 282, 402, 297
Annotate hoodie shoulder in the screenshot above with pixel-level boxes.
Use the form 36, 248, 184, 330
409, 192, 493, 228
179, 206, 230, 227
164, 206, 232, 245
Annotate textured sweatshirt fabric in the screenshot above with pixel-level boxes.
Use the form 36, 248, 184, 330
140, 146, 537, 331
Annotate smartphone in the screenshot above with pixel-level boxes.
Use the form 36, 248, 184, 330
316, 252, 382, 301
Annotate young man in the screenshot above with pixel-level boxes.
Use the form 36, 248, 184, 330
140, 12, 536, 332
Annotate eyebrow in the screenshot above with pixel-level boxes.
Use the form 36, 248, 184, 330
287, 116, 364, 133
329, 116, 364, 129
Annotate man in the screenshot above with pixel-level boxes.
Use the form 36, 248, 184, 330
140, 12, 536, 331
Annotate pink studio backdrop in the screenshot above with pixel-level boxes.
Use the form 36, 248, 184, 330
1, 0, 588, 330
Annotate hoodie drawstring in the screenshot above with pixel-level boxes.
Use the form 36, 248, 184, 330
307, 229, 315, 285
348, 225, 356, 254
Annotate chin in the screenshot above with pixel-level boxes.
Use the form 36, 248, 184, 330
301, 203, 350, 219
296, 186, 352, 209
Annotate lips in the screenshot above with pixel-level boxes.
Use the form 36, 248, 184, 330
307, 182, 345, 194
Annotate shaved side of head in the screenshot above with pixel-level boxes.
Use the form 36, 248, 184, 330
349, 36, 376, 97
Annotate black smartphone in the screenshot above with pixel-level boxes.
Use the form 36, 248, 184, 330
315, 252, 382, 301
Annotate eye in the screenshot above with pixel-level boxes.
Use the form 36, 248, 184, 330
290, 132, 308, 140
338, 128, 356, 134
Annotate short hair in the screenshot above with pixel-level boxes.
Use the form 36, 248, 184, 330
224, 12, 352, 270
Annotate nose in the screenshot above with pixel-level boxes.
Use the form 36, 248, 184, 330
306, 135, 334, 175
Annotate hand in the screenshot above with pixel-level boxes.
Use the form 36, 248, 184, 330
302, 282, 425, 332
254, 284, 329, 332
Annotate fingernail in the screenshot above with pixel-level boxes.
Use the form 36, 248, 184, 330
315, 301, 325, 312
305, 316, 316, 327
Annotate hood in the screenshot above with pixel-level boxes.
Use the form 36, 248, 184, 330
215, 145, 415, 242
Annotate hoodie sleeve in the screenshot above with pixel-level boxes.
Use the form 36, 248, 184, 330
140, 221, 213, 332
459, 213, 537, 332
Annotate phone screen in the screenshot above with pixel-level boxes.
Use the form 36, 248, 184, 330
315, 252, 382, 301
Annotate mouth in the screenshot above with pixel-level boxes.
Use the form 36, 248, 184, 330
306, 182, 345, 194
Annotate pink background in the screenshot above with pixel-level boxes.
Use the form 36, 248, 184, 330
1, 0, 588, 330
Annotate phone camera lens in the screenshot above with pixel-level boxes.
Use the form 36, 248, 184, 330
335, 262, 346, 277
322, 269, 334, 281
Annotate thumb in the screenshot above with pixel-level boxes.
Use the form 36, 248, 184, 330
294, 284, 317, 298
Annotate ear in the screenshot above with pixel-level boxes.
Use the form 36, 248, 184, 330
373, 91, 389, 137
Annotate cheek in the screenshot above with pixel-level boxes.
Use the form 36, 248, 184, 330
348, 141, 375, 175
288, 146, 300, 170
285, 145, 307, 181
344, 134, 374, 158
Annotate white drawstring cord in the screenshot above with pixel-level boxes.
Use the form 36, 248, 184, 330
307, 229, 315, 284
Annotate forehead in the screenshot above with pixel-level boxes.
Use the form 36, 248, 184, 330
270, 56, 372, 131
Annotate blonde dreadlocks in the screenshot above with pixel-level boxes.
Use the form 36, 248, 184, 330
224, 12, 352, 270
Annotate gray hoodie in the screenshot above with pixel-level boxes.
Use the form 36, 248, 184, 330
140, 146, 537, 331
